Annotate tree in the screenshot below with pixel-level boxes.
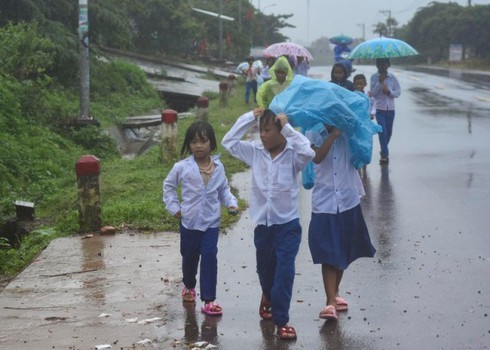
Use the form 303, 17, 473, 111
400, 2, 479, 62
373, 22, 388, 37
129, 1, 201, 55
465, 5, 490, 59
373, 16, 398, 37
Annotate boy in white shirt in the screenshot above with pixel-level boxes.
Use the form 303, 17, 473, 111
222, 108, 315, 340
370, 58, 401, 163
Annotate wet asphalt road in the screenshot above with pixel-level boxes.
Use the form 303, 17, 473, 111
1, 65, 489, 350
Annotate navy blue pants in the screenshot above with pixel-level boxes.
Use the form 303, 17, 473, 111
254, 219, 301, 327
180, 223, 219, 302
245, 80, 257, 103
375, 109, 395, 157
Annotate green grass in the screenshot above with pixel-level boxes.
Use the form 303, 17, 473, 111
98, 84, 252, 232
0, 80, 253, 278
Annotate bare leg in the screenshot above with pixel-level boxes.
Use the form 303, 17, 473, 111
335, 269, 344, 297
321, 264, 338, 308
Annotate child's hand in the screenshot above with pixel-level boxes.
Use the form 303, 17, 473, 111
276, 113, 289, 127
253, 107, 264, 118
331, 127, 341, 137
227, 206, 239, 216
174, 211, 182, 219
325, 125, 341, 136
379, 72, 387, 83
382, 84, 390, 95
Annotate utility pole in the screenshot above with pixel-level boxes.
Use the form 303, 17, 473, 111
219, 0, 223, 61
307, 0, 310, 45
78, 0, 90, 119
357, 23, 365, 41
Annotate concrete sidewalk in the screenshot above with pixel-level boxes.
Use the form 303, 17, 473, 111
0, 230, 182, 349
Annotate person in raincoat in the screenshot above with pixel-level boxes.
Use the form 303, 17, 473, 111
257, 56, 294, 108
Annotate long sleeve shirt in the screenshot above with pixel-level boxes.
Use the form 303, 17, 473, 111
370, 72, 401, 111
366, 91, 377, 116
163, 155, 237, 231
245, 64, 259, 82
222, 111, 315, 226
305, 127, 365, 214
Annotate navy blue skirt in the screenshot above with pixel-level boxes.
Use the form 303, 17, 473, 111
308, 205, 376, 270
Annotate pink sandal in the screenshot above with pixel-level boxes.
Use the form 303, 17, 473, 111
319, 305, 338, 321
335, 296, 348, 312
181, 287, 196, 302
201, 302, 223, 316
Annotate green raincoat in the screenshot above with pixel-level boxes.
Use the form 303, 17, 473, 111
257, 56, 294, 108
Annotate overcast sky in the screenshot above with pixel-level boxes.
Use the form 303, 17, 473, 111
255, 0, 490, 45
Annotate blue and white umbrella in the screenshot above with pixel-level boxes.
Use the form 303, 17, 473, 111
349, 37, 418, 59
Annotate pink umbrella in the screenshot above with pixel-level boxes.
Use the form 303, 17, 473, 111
263, 42, 313, 61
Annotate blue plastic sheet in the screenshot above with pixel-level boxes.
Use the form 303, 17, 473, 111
302, 161, 315, 189
269, 75, 382, 169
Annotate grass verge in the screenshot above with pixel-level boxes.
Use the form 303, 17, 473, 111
0, 80, 254, 279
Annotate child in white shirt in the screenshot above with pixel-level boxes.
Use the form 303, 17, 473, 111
222, 108, 315, 340
163, 121, 238, 316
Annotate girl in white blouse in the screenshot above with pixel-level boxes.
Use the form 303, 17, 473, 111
163, 121, 238, 316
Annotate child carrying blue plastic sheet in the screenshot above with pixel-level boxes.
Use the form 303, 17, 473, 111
269, 75, 382, 170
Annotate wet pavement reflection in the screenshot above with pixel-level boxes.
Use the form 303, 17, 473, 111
81, 236, 106, 304
1, 65, 489, 349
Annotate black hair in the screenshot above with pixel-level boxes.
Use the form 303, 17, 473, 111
376, 58, 390, 66
331, 62, 348, 80
259, 109, 282, 131
353, 73, 367, 83
180, 121, 217, 157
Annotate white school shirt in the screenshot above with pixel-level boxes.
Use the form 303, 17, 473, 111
370, 72, 401, 111
305, 127, 365, 214
163, 154, 238, 231
365, 91, 377, 116
222, 111, 315, 226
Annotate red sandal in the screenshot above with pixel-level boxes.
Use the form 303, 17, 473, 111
259, 294, 272, 320
277, 325, 297, 340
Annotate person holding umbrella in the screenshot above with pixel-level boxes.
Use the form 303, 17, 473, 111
349, 37, 417, 163
330, 35, 353, 65
370, 58, 401, 164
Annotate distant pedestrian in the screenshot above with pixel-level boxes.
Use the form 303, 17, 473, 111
294, 56, 310, 77
330, 62, 354, 91
257, 56, 294, 108
353, 74, 376, 119
222, 108, 315, 340
370, 58, 401, 164
353, 73, 377, 177
163, 121, 239, 316
306, 124, 376, 322
242, 56, 259, 104
334, 43, 351, 63
260, 57, 276, 82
